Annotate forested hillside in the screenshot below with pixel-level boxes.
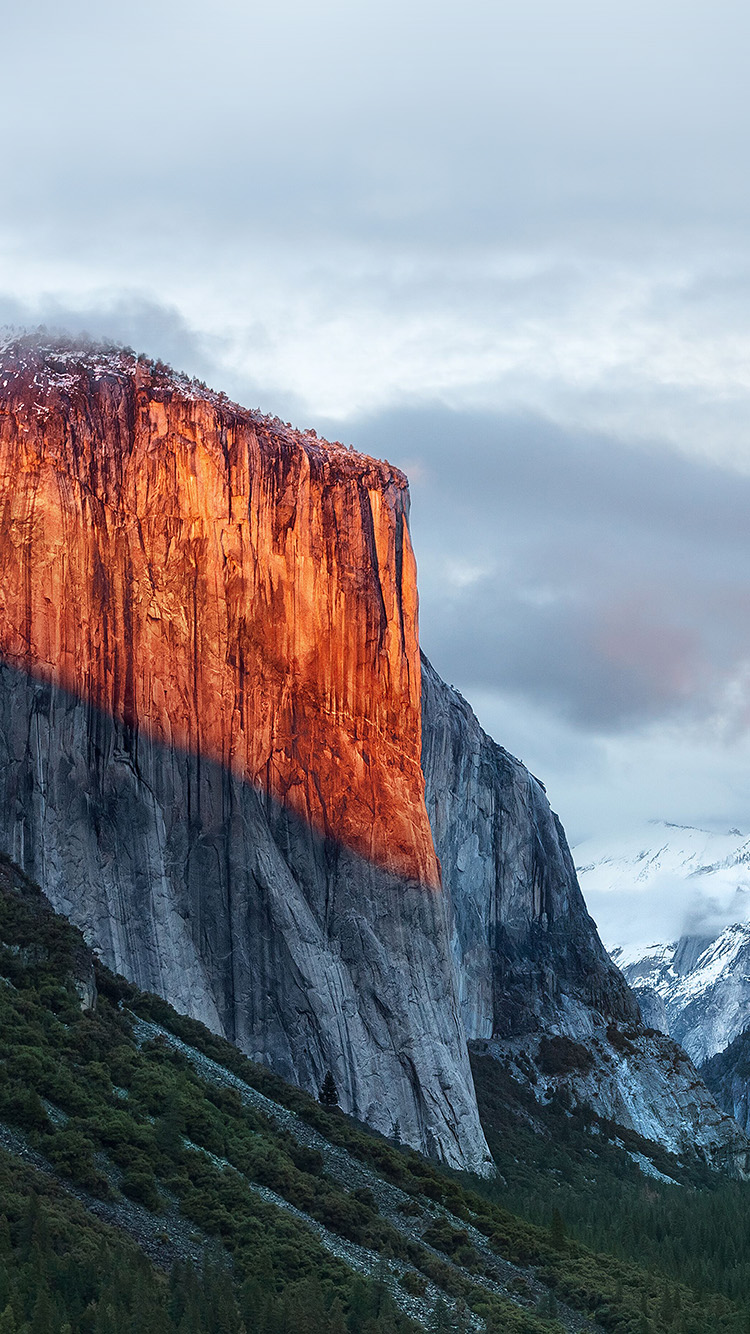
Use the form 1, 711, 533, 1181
3, 854, 750, 1333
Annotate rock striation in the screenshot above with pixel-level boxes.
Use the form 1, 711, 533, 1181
421, 656, 638, 1041
0, 335, 487, 1173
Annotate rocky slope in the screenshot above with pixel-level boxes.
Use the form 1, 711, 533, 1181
703, 1029, 750, 1136
0, 334, 742, 1175
479, 1024, 749, 1169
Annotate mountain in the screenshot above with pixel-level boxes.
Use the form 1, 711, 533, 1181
422, 674, 748, 1166
611, 927, 750, 1066
0, 334, 485, 1173
576, 822, 750, 1065
0, 334, 742, 1175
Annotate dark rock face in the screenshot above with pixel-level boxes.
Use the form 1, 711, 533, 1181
421, 656, 638, 1041
0, 662, 491, 1172
704, 1031, 750, 1136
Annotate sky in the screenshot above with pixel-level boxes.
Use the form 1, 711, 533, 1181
5, 0, 750, 940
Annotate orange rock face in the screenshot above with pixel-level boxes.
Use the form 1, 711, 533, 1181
0, 340, 439, 888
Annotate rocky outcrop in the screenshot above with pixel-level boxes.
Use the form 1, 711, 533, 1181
476, 1025, 750, 1172
421, 656, 638, 1040
0, 335, 489, 1174
703, 1030, 750, 1136
421, 661, 749, 1169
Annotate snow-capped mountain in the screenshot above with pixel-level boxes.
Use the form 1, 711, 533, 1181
610, 926, 750, 1065
575, 822, 750, 1065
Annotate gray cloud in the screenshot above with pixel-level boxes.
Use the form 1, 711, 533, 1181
5, 0, 750, 878
7, 290, 750, 744
327, 406, 750, 732
4, 0, 750, 256
0, 291, 312, 423
0, 293, 210, 375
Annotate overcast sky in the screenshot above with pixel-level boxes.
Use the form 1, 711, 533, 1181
5, 0, 750, 939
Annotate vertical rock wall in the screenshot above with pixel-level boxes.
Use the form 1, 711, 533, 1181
0, 340, 436, 888
0, 338, 490, 1173
420, 653, 640, 1039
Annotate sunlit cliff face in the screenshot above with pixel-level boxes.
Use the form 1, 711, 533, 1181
0, 339, 439, 888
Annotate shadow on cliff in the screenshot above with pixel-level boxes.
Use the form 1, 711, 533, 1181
0, 658, 492, 1173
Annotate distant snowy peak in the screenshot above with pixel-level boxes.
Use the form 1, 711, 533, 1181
610, 927, 750, 991
611, 928, 750, 1061
576, 822, 750, 1065
610, 939, 679, 982
576, 819, 750, 907
609, 925, 750, 1065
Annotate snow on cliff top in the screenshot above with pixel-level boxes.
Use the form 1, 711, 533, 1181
0, 331, 403, 484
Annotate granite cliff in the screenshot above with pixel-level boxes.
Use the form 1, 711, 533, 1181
0, 335, 485, 1172
421, 656, 637, 1041
422, 664, 748, 1167
704, 1029, 750, 1136
0, 334, 742, 1174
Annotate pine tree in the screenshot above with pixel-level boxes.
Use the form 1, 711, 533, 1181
326, 1298, 348, 1334
549, 1207, 566, 1250
319, 1070, 339, 1108
659, 1285, 673, 1324
18, 1194, 41, 1260
31, 1284, 59, 1334
429, 1296, 453, 1333
93, 1299, 118, 1334
346, 1277, 372, 1329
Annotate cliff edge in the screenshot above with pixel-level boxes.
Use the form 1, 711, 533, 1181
0, 335, 488, 1172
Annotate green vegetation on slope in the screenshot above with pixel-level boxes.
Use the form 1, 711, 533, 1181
0, 858, 419, 1334
470, 1050, 750, 1323
3, 851, 750, 1333
0, 1154, 261, 1334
